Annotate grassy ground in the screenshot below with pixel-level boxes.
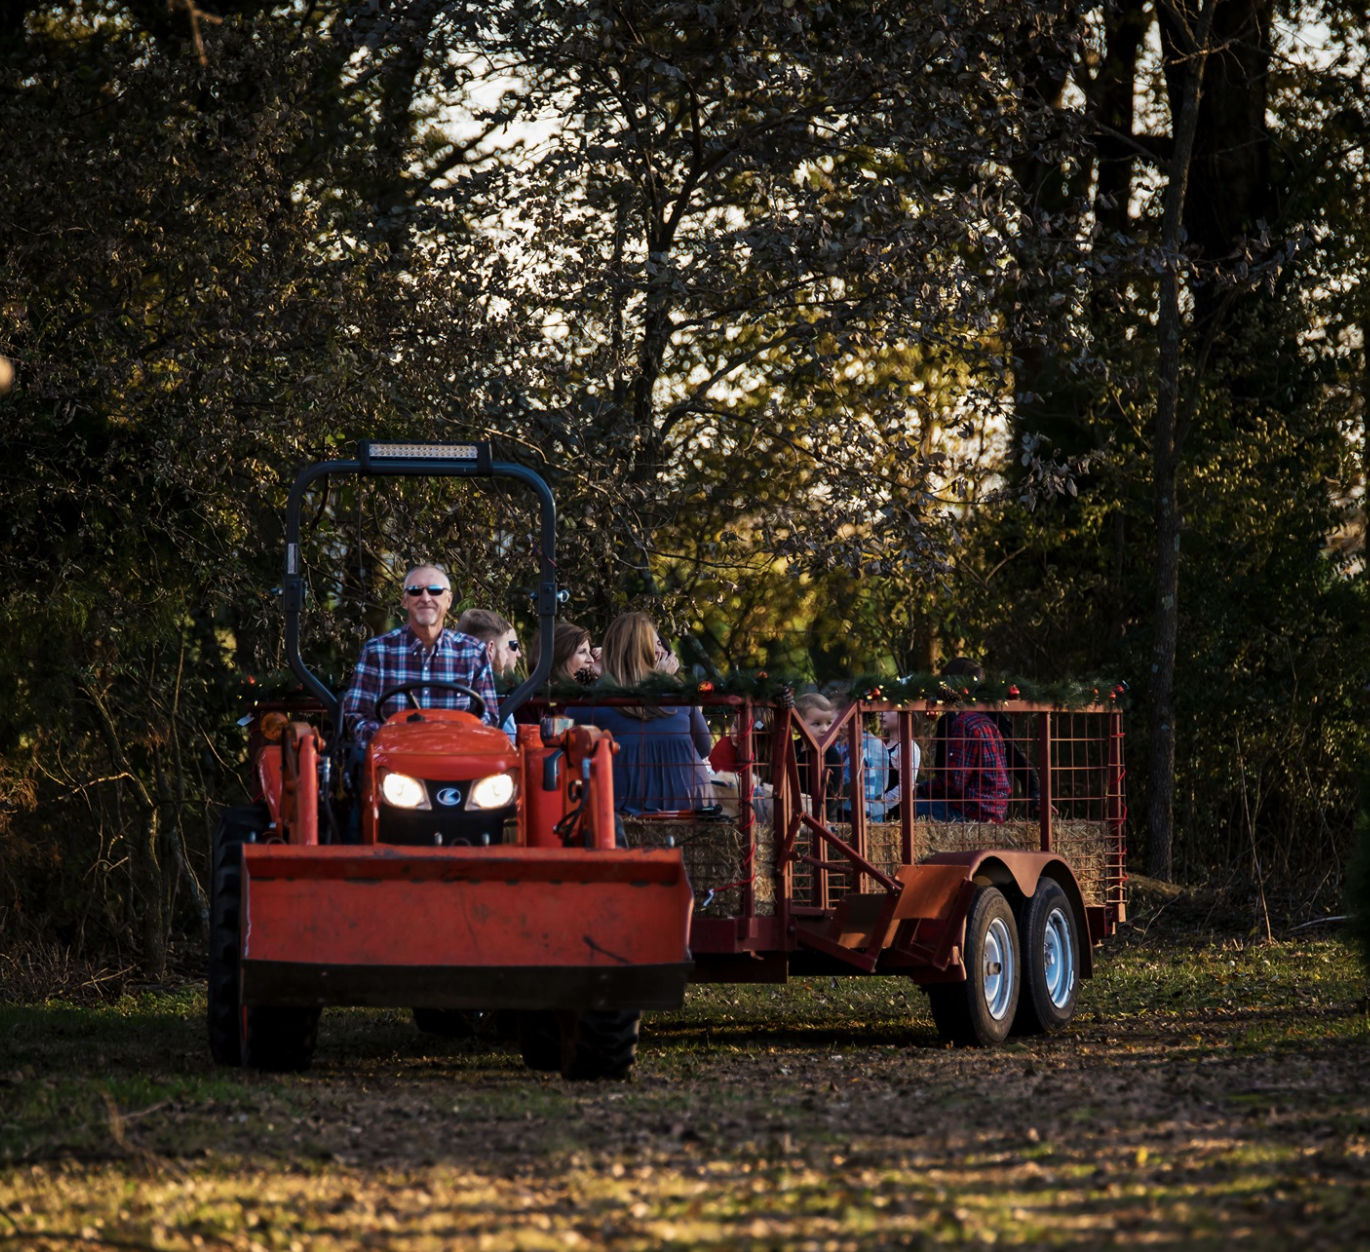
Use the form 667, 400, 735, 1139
1, 911, 1367, 1250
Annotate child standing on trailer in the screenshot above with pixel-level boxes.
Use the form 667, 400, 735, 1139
829, 694, 894, 822
794, 692, 843, 816
878, 709, 921, 821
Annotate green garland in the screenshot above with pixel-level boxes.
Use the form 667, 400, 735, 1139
843, 672, 1129, 708
240, 667, 1129, 711
519, 671, 1129, 709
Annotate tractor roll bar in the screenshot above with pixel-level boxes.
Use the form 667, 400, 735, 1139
281, 440, 559, 734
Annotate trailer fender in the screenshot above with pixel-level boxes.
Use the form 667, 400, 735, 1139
920, 850, 1093, 980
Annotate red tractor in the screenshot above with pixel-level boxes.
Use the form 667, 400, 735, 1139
208, 441, 694, 1079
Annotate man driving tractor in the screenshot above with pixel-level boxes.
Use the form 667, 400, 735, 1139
341, 562, 501, 748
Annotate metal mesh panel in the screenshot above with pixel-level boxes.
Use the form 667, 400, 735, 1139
524, 696, 1126, 925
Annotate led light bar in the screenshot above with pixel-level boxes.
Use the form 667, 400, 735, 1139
364, 442, 479, 460
358, 440, 492, 474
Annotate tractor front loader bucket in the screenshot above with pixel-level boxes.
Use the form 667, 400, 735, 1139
238, 844, 694, 1012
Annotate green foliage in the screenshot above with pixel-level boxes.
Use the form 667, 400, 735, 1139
0, 0, 1368, 972
945, 0, 1370, 886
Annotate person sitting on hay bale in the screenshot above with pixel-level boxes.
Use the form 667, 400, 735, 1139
925, 657, 1042, 819
916, 659, 1010, 822
833, 693, 895, 822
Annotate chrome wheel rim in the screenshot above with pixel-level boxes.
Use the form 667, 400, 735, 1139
1042, 906, 1077, 1009
982, 916, 1016, 1021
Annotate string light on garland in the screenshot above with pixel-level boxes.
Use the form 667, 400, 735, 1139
507, 668, 1129, 709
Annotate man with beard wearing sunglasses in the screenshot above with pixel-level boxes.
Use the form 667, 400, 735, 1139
342, 564, 501, 750
456, 607, 524, 741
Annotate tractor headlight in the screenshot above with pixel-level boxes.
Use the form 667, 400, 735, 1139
467, 772, 516, 810
380, 771, 429, 809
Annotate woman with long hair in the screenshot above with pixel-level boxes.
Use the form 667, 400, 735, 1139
579, 611, 713, 814
531, 621, 601, 686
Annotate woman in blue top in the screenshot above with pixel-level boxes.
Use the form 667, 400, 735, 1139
579, 612, 713, 814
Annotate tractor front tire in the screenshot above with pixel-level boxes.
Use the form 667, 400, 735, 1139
1012, 879, 1080, 1036
560, 1009, 640, 1081
927, 885, 1020, 1047
206, 803, 320, 1072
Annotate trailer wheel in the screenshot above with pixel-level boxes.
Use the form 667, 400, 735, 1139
206, 803, 320, 1072
1013, 879, 1079, 1036
517, 1010, 564, 1071
560, 1009, 641, 1081
927, 885, 1020, 1047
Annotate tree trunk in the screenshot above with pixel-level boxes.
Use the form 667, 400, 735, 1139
1145, 0, 1219, 881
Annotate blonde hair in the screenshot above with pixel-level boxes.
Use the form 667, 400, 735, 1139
794, 692, 835, 719
600, 611, 664, 719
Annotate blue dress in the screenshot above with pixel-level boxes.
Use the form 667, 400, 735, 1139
578, 703, 714, 814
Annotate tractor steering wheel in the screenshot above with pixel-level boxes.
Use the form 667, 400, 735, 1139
376, 680, 488, 721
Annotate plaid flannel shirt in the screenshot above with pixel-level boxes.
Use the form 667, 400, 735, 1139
341, 626, 500, 748
925, 710, 1009, 822
838, 731, 893, 822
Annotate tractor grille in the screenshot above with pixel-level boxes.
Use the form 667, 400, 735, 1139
377, 795, 510, 848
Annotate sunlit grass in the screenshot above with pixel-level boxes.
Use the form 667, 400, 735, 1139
1, 930, 1367, 1249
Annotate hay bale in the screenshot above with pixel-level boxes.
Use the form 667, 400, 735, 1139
820, 823, 906, 879
624, 816, 777, 917
806, 817, 1114, 906
624, 811, 1115, 915
1045, 819, 1112, 904
918, 817, 1112, 905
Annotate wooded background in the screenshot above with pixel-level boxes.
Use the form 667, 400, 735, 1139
1, 1, 1366, 977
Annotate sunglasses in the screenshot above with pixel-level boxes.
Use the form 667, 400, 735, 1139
506, 640, 520, 652
405, 585, 449, 597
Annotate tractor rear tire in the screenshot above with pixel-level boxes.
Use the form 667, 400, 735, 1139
206, 803, 320, 1072
207, 803, 266, 1066
560, 1009, 640, 1081
1012, 879, 1080, 1036
517, 1010, 564, 1072
927, 885, 1020, 1047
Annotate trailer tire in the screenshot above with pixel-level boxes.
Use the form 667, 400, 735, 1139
560, 1009, 640, 1081
207, 804, 266, 1066
927, 885, 1020, 1047
517, 1010, 564, 1071
1012, 879, 1079, 1036
207, 803, 320, 1072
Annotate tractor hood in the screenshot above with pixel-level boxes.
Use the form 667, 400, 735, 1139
370, 708, 518, 772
